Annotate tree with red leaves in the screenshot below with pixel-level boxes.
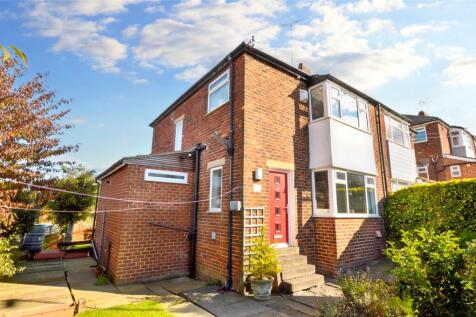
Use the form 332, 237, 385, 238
0, 59, 77, 237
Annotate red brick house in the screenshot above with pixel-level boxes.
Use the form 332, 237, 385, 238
404, 111, 476, 181
93, 43, 419, 292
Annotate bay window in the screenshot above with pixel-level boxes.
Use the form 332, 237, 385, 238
335, 171, 377, 215
313, 170, 329, 210
385, 115, 410, 147
391, 179, 410, 192
310, 85, 325, 120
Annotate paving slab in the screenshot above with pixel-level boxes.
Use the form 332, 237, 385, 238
183, 286, 278, 317
155, 276, 207, 294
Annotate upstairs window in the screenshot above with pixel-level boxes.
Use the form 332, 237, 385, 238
385, 115, 410, 147
330, 86, 369, 130
310, 85, 325, 120
450, 165, 461, 178
414, 127, 428, 143
174, 119, 183, 151
208, 70, 230, 113
451, 131, 461, 146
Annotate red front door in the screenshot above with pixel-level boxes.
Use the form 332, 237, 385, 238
269, 171, 288, 244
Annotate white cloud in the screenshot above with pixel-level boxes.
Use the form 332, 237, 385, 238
433, 46, 466, 61
145, 5, 165, 13
445, 58, 476, 87
123, 24, 139, 38
22, 0, 141, 73
133, 0, 286, 70
344, 0, 405, 13
175, 64, 208, 81
417, 1, 443, 9
400, 23, 448, 37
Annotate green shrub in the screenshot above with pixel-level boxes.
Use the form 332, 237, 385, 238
384, 179, 476, 243
319, 273, 414, 317
248, 228, 280, 280
462, 240, 476, 314
95, 274, 110, 286
386, 229, 474, 316
0, 237, 24, 279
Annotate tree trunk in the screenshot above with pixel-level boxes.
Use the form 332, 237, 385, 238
65, 222, 74, 242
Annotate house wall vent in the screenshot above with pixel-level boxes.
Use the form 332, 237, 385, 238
144, 169, 188, 184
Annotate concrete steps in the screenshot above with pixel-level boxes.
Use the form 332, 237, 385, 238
277, 247, 325, 293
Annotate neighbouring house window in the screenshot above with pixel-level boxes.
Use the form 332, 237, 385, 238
208, 70, 230, 113
417, 165, 429, 179
391, 179, 410, 192
335, 170, 377, 215
209, 166, 223, 212
313, 171, 329, 210
451, 131, 461, 146
450, 165, 461, 178
385, 115, 410, 147
174, 119, 183, 151
330, 86, 369, 131
414, 127, 428, 143
310, 85, 325, 120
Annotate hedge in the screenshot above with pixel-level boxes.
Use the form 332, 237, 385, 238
384, 179, 476, 243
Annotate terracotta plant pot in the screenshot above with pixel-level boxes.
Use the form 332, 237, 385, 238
250, 277, 274, 301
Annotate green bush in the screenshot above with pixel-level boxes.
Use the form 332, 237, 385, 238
462, 240, 476, 314
0, 237, 24, 279
386, 229, 474, 316
384, 179, 476, 243
248, 228, 280, 281
319, 273, 414, 317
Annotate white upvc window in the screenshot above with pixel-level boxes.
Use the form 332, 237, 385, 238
174, 119, 183, 151
450, 131, 461, 146
413, 126, 428, 143
209, 166, 223, 212
450, 165, 461, 178
391, 179, 410, 192
417, 165, 429, 179
334, 170, 377, 215
385, 115, 410, 147
144, 169, 188, 184
208, 70, 230, 113
312, 170, 330, 213
329, 85, 369, 131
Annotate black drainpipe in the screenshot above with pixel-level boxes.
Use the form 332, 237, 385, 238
376, 104, 388, 198
191, 143, 206, 278
226, 55, 235, 290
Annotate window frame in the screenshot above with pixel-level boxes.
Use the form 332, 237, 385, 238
144, 169, 188, 184
417, 165, 429, 179
311, 170, 330, 213
391, 179, 411, 192
207, 70, 230, 113
450, 165, 461, 178
208, 166, 223, 212
385, 115, 411, 148
174, 119, 183, 151
413, 126, 428, 143
334, 170, 378, 216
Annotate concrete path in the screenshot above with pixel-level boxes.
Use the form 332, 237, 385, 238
159, 276, 342, 317
66, 257, 212, 316
0, 260, 75, 317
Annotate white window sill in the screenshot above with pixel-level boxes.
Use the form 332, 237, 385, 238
313, 213, 380, 219
207, 209, 222, 213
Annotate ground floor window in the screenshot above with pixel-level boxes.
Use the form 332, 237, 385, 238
417, 165, 429, 179
209, 166, 223, 212
312, 169, 377, 216
335, 170, 377, 215
391, 179, 410, 192
450, 165, 461, 178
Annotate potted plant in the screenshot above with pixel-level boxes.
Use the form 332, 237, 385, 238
248, 228, 280, 300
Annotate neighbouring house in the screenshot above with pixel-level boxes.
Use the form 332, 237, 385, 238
404, 111, 476, 181
93, 42, 419, 293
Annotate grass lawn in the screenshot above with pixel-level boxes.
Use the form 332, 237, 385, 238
78, 300, 174, 317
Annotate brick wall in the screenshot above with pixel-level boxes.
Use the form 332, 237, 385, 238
94, 164, 193, 284
150, 55, 246, 289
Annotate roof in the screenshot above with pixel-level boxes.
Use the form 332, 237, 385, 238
404, 114, 475, 138
149, 43, 411, 127
96, 150, 195, 181
310, 75, 411, 123
149, 42, 310, 127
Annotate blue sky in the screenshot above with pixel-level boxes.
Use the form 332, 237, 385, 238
2, 0, 476, 172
